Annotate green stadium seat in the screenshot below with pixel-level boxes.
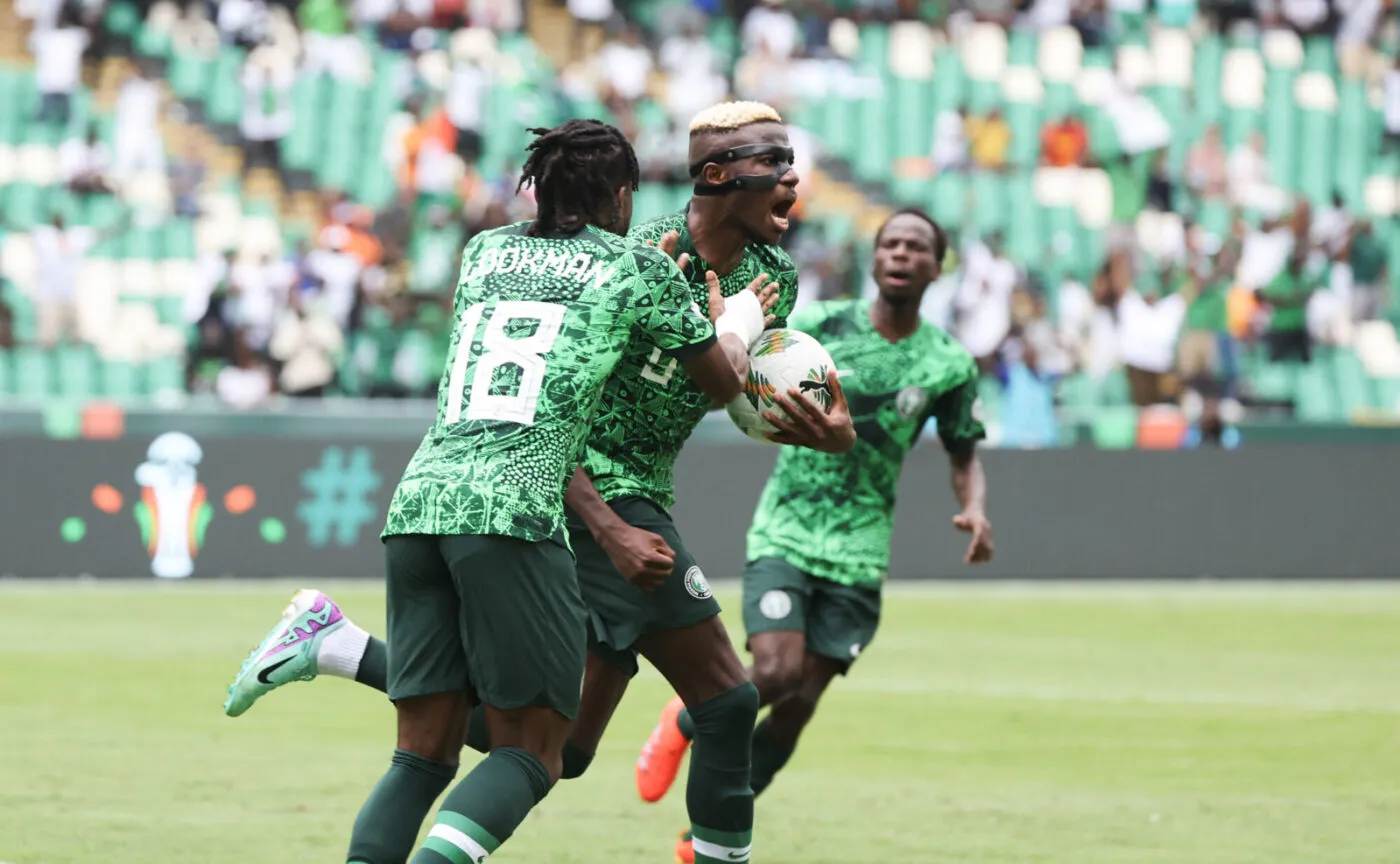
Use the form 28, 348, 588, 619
1091, 406, 1139, 448
55, 345, 98, 400
146, 357, 185, 397
13, 347, 53, 400
0, 349, 11, 397
101, 361, 142, 401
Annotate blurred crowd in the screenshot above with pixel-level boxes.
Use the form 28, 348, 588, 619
7, 0, 1400, 441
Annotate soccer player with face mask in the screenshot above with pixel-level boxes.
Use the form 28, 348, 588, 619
635, 209, 996, 863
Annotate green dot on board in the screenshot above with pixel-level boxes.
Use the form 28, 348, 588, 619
61, 517, 86, 543
260, 518, 286, 544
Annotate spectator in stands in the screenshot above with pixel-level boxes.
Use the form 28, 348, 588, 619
659, 17, 727, 125
742, 0, 802, 60
300, 0, 365, 80
1346, 221, 1388, 322
306, 226, 365, 332
239, 50, 294, 178
1259, 250, 1314, 363
1228, 130, 1287, 215
113, 66, 166, 181
931, 106, 968, 174
30, 5, 89, 128
1384, 56, 1400, 150
231, 253, 294, 353
1146, 150, 1175, 212
567, 0, 614, 60
966, 108, 1011, 170
1311, 191, 1352, 257
17, 0, 64, 32
1177, 266, 1229, 395
215, 330, 276, 409
636, 119, 689, 183
1117, 270, 1187, 406
1000, 339, 1059, 449
1336, 0, 1382, 79
597, 26, 653, 136
169, 137, 207, 219
31, 212, 101, 348
1185, 124, 1228, 201
0, 294, 13, 350
217, 0, 271, 48
186, 251, 240, 393
954, 232, 1018, 372
1040, 113, 1087, 168
446, 43, 492, 165
60, 126, 112, 196
269, 292, 346, 397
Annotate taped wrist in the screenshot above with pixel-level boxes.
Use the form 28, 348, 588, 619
714, 290, 765, 349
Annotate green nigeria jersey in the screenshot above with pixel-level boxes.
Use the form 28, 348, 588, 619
580, 210, 799, 509
746, 298, 985, 585
383, 222, 716, 543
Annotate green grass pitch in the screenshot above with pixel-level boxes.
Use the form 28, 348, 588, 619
3, 581, 1399, 864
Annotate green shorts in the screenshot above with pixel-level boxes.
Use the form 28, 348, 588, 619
568, 497, 722, 677
383, 532, 588, 718
741, 556, 882, 672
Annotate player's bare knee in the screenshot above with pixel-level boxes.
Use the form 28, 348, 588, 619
751, 655, 802, 703
395, 694, 469, 763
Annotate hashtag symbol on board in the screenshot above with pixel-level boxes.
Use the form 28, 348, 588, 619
297, 447, 382, 547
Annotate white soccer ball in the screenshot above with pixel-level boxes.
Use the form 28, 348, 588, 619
725, 328, 837, 443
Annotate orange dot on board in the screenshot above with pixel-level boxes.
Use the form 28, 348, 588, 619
224, 485, 256, 514
92, 484, 124, 514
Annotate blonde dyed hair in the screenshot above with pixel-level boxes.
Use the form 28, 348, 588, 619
688, 101, 783, 134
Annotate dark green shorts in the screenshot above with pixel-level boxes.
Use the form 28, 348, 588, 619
383, 532, 587, 718
741, 556, 882, 672
568, 497, 722, 677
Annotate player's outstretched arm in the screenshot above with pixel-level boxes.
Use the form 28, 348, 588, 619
565, 467, 675, 591
948, 447, 993, 564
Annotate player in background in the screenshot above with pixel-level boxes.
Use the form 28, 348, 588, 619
244, 119, 773, 864
222, 102, 850, 864
635, 208, 996, 863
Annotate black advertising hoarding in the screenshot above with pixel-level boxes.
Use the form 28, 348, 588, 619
1, 433, 1398, 579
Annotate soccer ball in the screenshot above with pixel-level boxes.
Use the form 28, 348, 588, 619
726, 329, 837, 443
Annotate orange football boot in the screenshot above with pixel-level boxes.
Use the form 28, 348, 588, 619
674, 829, 695, 864
636, 695, 690, 803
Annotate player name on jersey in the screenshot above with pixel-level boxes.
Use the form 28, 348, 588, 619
462, 246, 616, 287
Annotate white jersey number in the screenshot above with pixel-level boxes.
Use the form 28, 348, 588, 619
640, 347, 678, 386
444, 300, 567, 425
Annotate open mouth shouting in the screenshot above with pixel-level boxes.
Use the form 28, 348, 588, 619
769, 196, 796, 234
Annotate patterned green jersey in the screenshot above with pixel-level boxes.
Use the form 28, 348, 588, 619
747, 299, 985, 586
383, 222, 716, 542
580, 210, 799, 509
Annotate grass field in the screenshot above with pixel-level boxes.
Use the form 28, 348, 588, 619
3, 581, 1400, 864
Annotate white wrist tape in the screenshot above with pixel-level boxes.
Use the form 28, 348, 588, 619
714, 290, 765, 349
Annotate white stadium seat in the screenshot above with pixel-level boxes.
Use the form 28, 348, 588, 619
1151, 29, 1194, 88
1294, 71, 1337, 112
1221, 48, 1265, 110
1001, 65, 1044, 104
962, 23, 1007, 82
0, 144, 16, 186
1, 232, 37, 294
1074, 65, 1116, 106
17, 144, 60, 186
1033, 166, 1079, 208
1074, 169, 1114, 229
889, 21, 935, 80
1116, 44, 1154, 91
1363, 175, 1399, 217
1038, 26, 1083, 83
1261, 28, 1303, 69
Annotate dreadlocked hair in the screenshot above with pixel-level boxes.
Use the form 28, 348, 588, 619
517, 120, 640, 237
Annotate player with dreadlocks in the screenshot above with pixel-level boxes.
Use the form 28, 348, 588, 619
223, 118, 778, 864
222, 104, 845, 864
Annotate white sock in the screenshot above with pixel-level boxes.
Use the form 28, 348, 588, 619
317, 621, 371, 680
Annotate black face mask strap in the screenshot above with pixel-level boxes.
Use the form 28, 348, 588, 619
690, 143, 794, 197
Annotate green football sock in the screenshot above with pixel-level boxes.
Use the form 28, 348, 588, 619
461, 711, 592, 778
685, 683, 759, 864
355, 637, 389, 692
748, 718, 796, 796
412, 747, 552, 863
346, 749, 456, 864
